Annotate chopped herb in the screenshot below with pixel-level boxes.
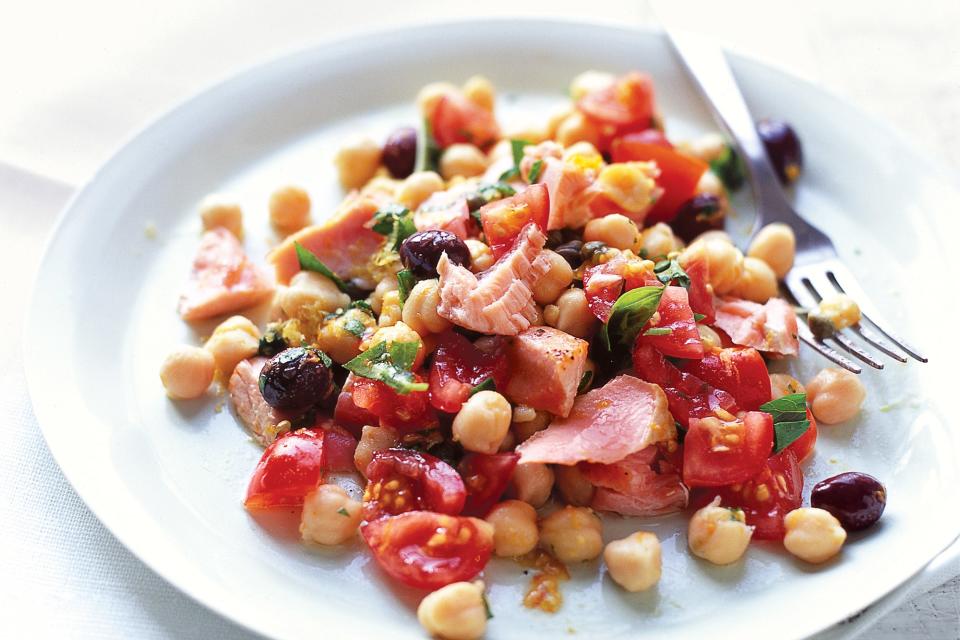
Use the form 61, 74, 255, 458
470, 209, 483, 224
294, 242, 349, 292
258, 322, 289, 357
528, 159, 544, 183
317, 350, 333, 368
482, 593, 494, 620
343, 340, 427, 394
470, 377, 496, 396
371, 204, 417, 251
397, 269, 416, 305
350, 300, 374, 313
709, 144, 745, 191
674, 420, 686, 444
653, 257, 691, 288
600, 285, 665, 350
343, 318, 367, 338
577, 370, 593, 393
760, 393, 811, 453
478, 181, 516, 202
415, 117, 441, 173
498, 166, 520, 181
693, 313, 707, 322
643, 327, 674, 336
336, 507, 350, 517
511, 139, 530, 167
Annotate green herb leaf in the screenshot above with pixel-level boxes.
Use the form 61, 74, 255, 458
336, 507, 350, 517
343, 318, 367, 338
317, 350, 333, 368
482, 593, 494, 620
511, 139, 530, 168
577, 370, 593, 394
709, 144, 745, 191
528, 159, 544, 183
600, 285, 666, 350
469, 377, 496, 396
350, 300, 374, 313
653, 257, 690, 288
478, 181, 516, 202
397, 269, 415, 305
498, 166, 520, 182
760, 393, 811, 453
343, 340, 428, 394
643, 327, 674, 336
693, 313, 707, 322
371, 204, 417, 252
415, 117, 441, 174
294, 242, 349, 292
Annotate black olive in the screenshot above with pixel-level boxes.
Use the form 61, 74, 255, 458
671, 194, 725, 243
399, 230, 470, 279
465, 192, 487, 213
259, 347, 333, 412
555, 240, 584, 269
757, 118, 802, 184
383, 127, 417, 179
545, 230, 566, 249
811, 472, 886, 531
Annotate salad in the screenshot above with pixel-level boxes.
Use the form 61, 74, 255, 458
159, 71, 888, 640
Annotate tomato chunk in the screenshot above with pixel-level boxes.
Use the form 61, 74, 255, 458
363, 448, 466, 520
479, 183, 549, 259
681, 347, 772, 411
428, 332, 510, 414
611, 135, 708, 223
637, 285, 704, 359
361, 510, 494, 590
577, 72, 657, 151
351, 376, 438, 434
459, 452, 520, 517
682, 411, 774, 488
432, 93, 500, 149
784, 408, 818, 463
244, 429, 325, 510
684, 257, 715, 324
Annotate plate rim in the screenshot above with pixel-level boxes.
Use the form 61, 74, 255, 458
23, 16, 960, 640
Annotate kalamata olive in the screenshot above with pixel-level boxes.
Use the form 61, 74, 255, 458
259, 347, 333, 412
671, 193, 725, 243
555, 240, 584, 269
383, 127, 417, 179
757, 118, 802, 184
399, 230, 470, 279
811, 472, 886, 531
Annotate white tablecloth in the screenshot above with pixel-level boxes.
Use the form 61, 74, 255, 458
2, 1, 958, 637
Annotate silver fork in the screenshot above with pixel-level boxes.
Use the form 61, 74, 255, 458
658, 26, 927, 374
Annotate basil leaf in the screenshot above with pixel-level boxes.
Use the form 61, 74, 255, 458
343, 318, 366, 338
415, 117, 440, 173
653, 257, 691, 288
343, 340, 427, 394
577, 370, 593, 394
397, 269, 415, 305
371, 204, 416, 252
478, 181, 516, 202
709, 144, 745, 191
294, 242, 349, 292
772, 419, 811, 453
336, 507, 350, 517
693, 313, 706, 322
510, 139, 530, 168
528, 159, 544, 183
643, 327, 673, 336
600, 285, 665, 350
350, 300, 374, 314
470, 377, 496, 396
760, 393, 811, 453
317, 350, 333, 368
498, 166, 520, 182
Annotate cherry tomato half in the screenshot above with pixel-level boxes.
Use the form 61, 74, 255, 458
637, 285, 704, 359
682, 348, 772, 411
459, 452, 520, 517
479, 184, 550, 259
244, 429, 326, 510
361, 510, 494, 590
431, 93, 500, 149
428, 332, 510, 414
363, 448, 466, 520
351, 375, 437, 434
578, 72, 656, 128
682, 411, 774, 488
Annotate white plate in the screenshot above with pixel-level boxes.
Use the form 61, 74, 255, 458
25, 18, 960, 640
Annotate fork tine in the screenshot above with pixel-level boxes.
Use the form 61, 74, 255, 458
802, 270, 886, 369
825, 265, 928, 362
795, 322, 863, 374
829, 333, 884, 369
851, 325, 908, 363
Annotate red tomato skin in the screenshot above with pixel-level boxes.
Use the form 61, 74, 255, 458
611, 136, 708, 223
459, 452, 520, 517
784, 408, 818, 463
351, 376, 438, 434
684, 258, 715, 324
428, 332, 510, 414
582, 262, 623, 322
364, 449, 466, 520
638, 285, 704, 359
333, 375, 378, 436
479, 184, 549, 259
682, 411, 774, 488
361, 510, 494, 590
578, 72, 656, 128
682, 348, 772, 411
244, 429, 325, 510
432, 94, 500, 149
313, 420, 358, 472
626, 128, 673, 148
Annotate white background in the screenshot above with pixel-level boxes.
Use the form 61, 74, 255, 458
1, 0, 958, 638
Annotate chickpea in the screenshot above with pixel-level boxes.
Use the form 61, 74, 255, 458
278, 271, 351, 318
439, 144, 489, 180
199, 194, 243, 239
783, 507, 847, 563
315, 308, 376, 364
462, 75, 495, 112
539, 506, 603, 563
545, 105, 574, 140
683, 132, 727, 164
465, 239, 494, 273
553, 464, 595, 506
159, 345, 215, 399
688, 497, 754, 565
417, 82, 457, 119
299, 484, 363, 545
354, 425, 400, 476
542, 304, 559, 327
692, 229, 734, 246
512, 408, 551, 443
402, 279, 451, 335
485, 500, 539, 557
550, 288, 598, 339
511, 462, 554, 508
531, 251, 574, 304
417, 580, 488, 640
595, 163, 660, 215
452, 390, 512, 454
569, 70, 615, 100
363, 322, 426, 368
555, 111, 602, 148
583, 214, 641, 252
396, 171, 444, 210
204, 315, 260, 375
361, 175, 400, 200
604, 531, 662, 592
696, 170, 726, 199
747, 223, 796, 279
805, 367, 866, 424
731, 256, 779, 303
811, 293, 861, 331
769, 373, 805, 400
562, 141, 602, 164
681, 237, 744, 295
333, 136, 382, 191
697, 324, 723, 351
377, 290, 403, 327
487, 139, 513, 162
269, 185, 311, 234
639, 222, 679, 259
368, 277, 398, 314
